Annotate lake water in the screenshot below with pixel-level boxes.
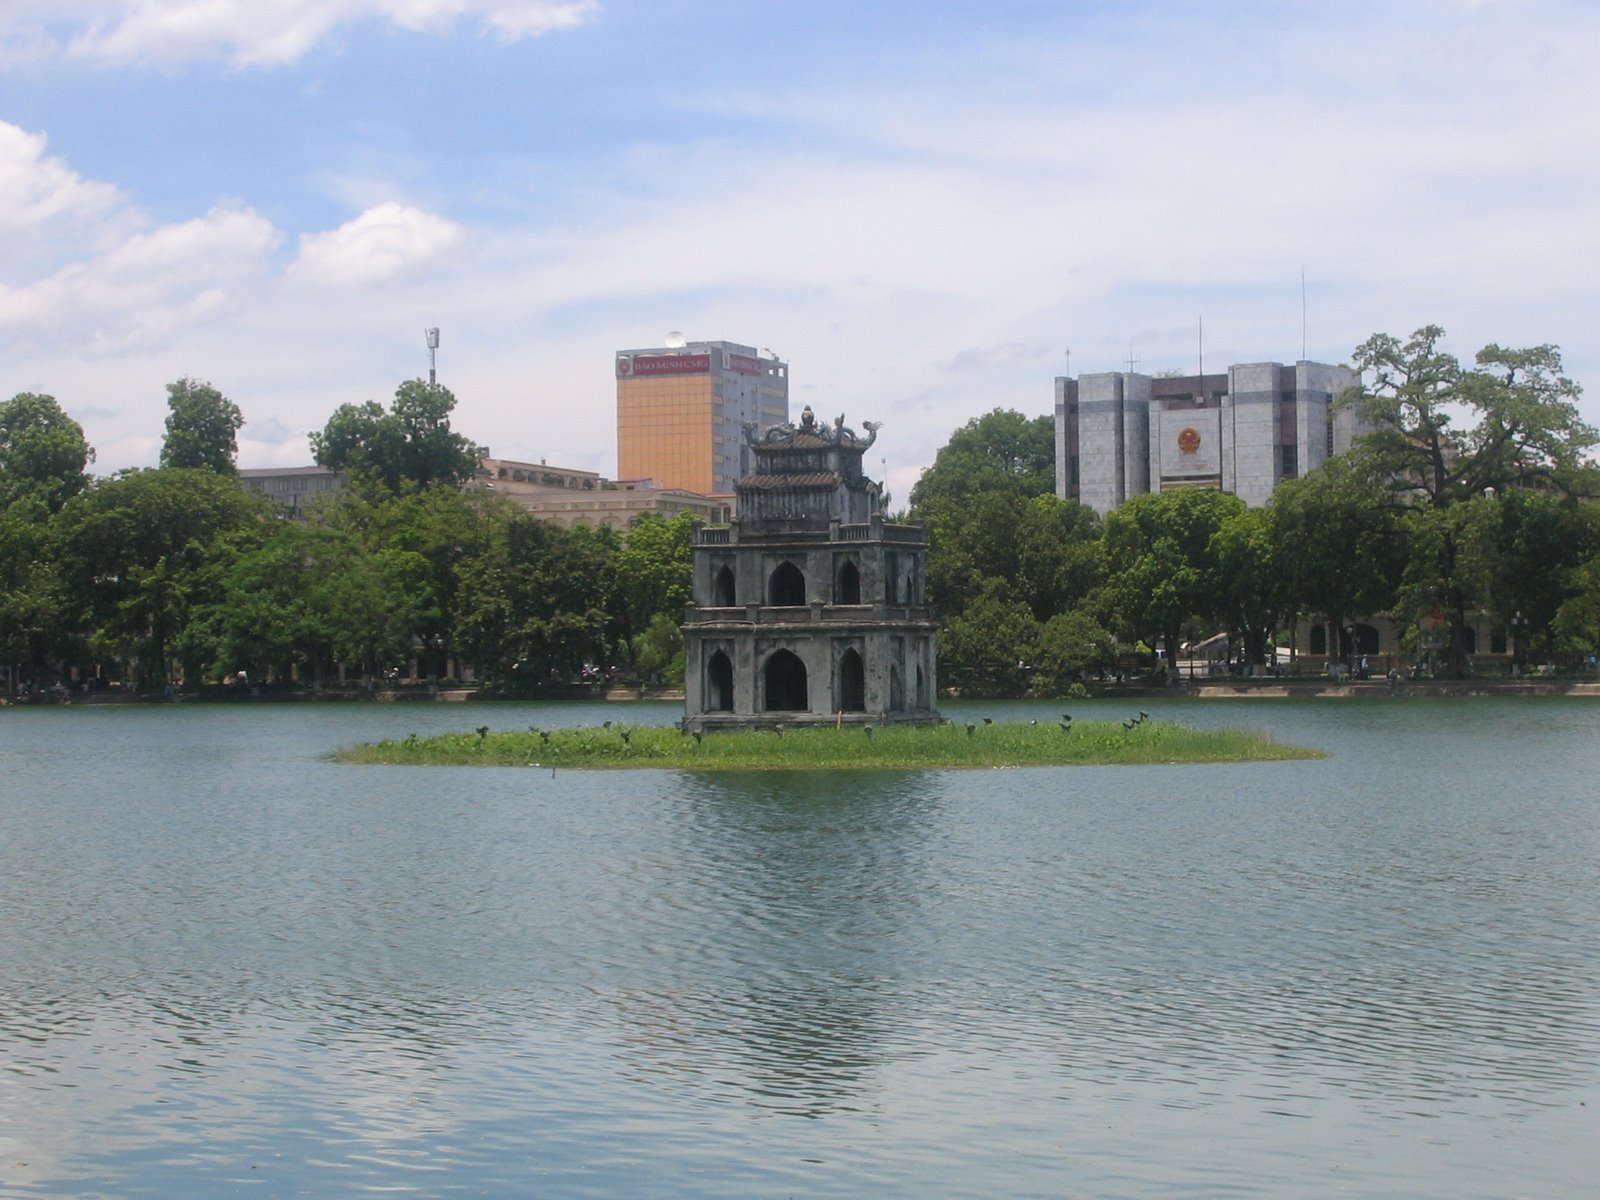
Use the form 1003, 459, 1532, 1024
1, 697, 1596, 1198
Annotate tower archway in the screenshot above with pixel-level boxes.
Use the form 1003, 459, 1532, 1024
836, 560, 861, 605
712, 565, 736, 607
763, 650, 809, 711
706, 650, 734, 711
837, 648, 865, 712
768, 561, 806, 606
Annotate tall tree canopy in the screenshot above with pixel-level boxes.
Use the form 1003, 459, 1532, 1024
0, 392, 95, 514
1101, 487, 1246, 669
1268, 455, 1408, 666
1343, 326, 1597, 673
310, 379, 482, 494
57, 468, 269, 689
160, 377, 244, 474
909, 409, 1074, 616
909, 408, 1055, 511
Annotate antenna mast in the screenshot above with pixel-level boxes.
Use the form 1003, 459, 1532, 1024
425, 327, 440, 385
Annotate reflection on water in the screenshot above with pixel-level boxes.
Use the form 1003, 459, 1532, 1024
613, 771, 944, 1117
1, 700, 1598, 1197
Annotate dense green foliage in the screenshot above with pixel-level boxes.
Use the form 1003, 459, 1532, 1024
0, 384, 698, 698
5, 323, 1597, 698
1339, 327, 1599, 673
0, 392, 94, 513
160, 378, 244, 474
339, 719, 1321, 769
911, 328, 1600, 686
311, 379, 483, 495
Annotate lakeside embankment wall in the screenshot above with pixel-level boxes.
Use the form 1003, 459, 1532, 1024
26, 679, 1600, 706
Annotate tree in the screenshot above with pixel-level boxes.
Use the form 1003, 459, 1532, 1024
936, 578, 1040, 696
0, 392, 95, 514
209, 525, 427, 684
160, 377, 244, 474
613, 512, 696, 666
1209, 505, 1284, 672
910, 408, 1055, 513
1269, 456, 1407, 668
1032, 609, 1117, 695
452, 512, 614, 687
312, 485, 504, 680
1343, 326, 1597, 674
310, 379, 481, 494
1555, 554, 1600, 663
1473, 489, 1599, 665
631, 611, 686, 686
0, 508, 76, 691
56, 468, 268, 689
1013, 494, 1103, 622
1101, 488, 1245, 670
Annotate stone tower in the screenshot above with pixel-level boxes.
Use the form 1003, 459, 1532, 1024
682, 407, 939, 731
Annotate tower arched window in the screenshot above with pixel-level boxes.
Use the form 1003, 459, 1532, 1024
763, 650, 808, 711
768, 561, 806, 607
836, 560, 861, 605
837, 648, 865, 712
706, 650, 734, 711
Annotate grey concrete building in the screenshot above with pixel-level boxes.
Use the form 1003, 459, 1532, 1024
682, 408, 939, 731
1056, 360, 1363, 514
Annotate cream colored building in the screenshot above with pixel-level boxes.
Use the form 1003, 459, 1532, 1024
486, 478, 732, 530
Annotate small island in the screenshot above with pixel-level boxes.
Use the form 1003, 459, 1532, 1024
335, 719, 1321, 770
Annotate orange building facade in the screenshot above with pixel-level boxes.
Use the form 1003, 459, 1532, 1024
616, 341, 788, 494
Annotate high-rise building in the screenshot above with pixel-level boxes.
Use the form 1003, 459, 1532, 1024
615, 340, 789, 494
1055, 360, 1365, 514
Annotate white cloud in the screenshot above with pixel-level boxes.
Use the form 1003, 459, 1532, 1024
0, 0, 598, 67
0, 121, 123, 236
0, 203, 282, 355
4, 1, 1598, 492
289, 202, 464, 287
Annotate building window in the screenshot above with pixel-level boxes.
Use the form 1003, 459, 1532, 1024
1281, 443, 1298, 479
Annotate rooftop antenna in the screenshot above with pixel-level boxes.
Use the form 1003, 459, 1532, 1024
1064, 345, 1071, 377
1301, 265, 1307, 362
1125, 346, 1139, 374
425, 327, 440, 385
1198, 315, 1204, 384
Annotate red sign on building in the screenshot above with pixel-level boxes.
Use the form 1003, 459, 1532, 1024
625, 353, 712, 377
726, 353, 762, 375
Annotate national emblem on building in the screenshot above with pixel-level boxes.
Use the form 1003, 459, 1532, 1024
682, 407, 939, 731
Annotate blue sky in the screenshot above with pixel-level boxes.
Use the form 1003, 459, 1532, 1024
3, 0, 1597, 496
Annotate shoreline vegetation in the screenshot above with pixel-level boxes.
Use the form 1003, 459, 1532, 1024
334, 719, 1323, 770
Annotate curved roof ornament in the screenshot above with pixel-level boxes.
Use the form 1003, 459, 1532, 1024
742, 408, 881, 449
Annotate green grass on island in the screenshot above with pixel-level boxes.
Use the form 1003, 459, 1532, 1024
336, 718, 1322, 770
